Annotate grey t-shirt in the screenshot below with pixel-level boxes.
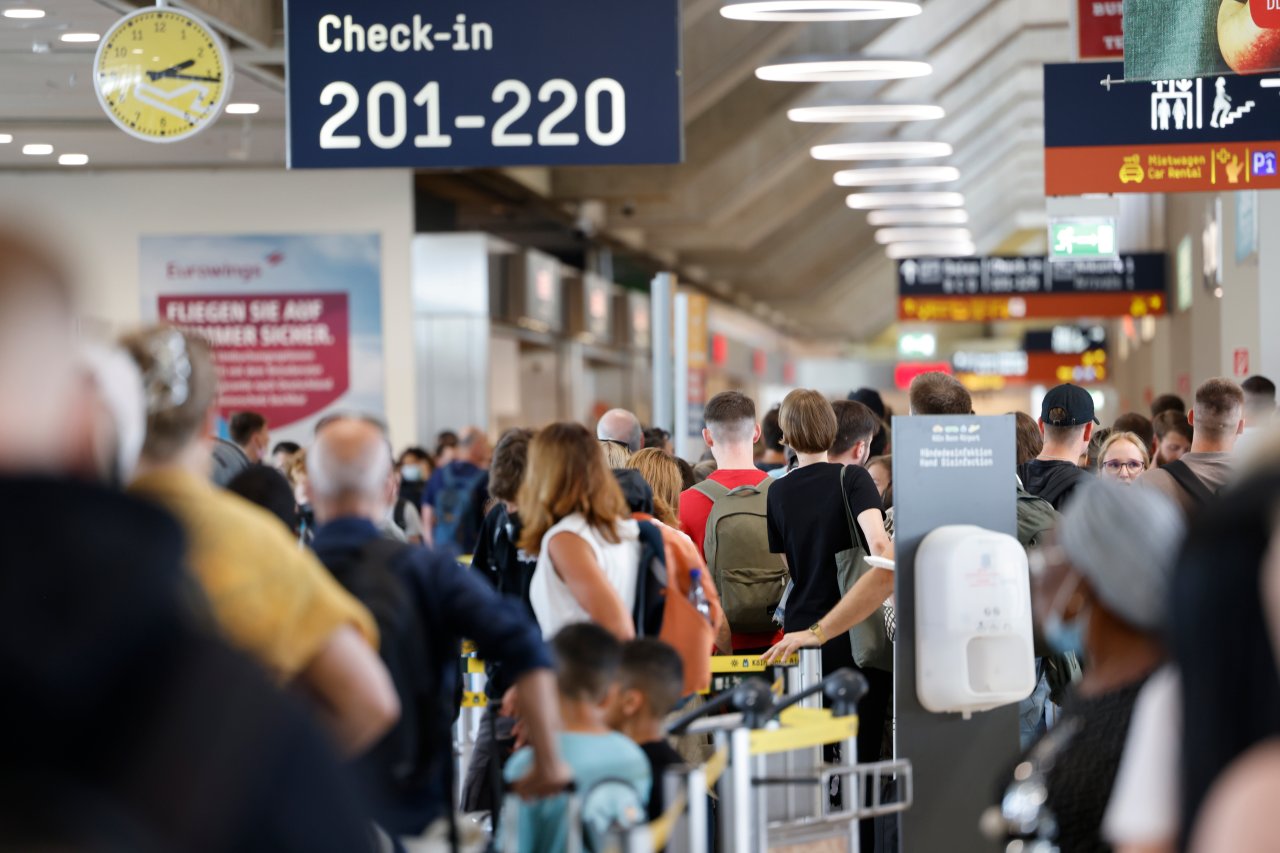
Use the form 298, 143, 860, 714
1139, 452, 1235, 517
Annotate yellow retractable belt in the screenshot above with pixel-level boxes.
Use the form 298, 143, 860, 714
748, 706, 859, 756
461, 691, 488, 708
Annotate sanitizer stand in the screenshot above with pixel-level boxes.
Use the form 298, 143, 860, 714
891, 415, 1022, 853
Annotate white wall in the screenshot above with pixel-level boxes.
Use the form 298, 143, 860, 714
0, 168, 417, 446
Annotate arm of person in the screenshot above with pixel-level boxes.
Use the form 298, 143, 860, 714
298, 624, 401, 757
420, 504, 436, 548
401, 500, 425, 546
547, 531, 636, 640
762, 509, 894, 663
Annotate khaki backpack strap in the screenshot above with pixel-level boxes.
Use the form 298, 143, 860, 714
692, 479, 731, 502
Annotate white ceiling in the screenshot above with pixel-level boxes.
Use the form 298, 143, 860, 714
0, 0, 285, 169
0, 0, 1072, 342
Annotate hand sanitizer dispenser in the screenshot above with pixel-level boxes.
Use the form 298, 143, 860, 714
915, 525, 1036, 717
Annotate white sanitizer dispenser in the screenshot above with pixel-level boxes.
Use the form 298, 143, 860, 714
915, 525, 1036, 716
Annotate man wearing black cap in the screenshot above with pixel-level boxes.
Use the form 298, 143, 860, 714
1018, 384, 1098, 511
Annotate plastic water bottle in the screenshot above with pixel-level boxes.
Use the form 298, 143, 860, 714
688, 568, 713, 625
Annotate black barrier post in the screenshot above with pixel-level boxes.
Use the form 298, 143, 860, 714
892, 415, 1020, 852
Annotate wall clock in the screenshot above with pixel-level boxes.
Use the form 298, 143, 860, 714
93, 6, 233, 143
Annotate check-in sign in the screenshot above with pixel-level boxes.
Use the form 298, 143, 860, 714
1044, 62, 1280, 195
285, 1, 683, 168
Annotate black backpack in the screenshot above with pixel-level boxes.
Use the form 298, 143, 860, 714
1018, 461, 1091, 510
322, 538, 439, 794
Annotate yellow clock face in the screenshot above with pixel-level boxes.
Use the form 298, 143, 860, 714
94, 8, 233, 143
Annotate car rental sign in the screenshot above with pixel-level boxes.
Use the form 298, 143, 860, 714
1044, 61, 1280, 195
284, 1, 683, 169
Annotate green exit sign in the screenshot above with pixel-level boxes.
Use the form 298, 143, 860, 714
1049, 218, 1118, 260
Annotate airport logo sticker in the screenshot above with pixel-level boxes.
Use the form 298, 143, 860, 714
1044, 62, 1280, 195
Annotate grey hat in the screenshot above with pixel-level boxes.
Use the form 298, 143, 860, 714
1058, 478, 1186, 632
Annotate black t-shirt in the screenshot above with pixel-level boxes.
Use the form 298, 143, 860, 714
641, 740, 686, 822
766, 462, 884, 632
1038, 679, 1147, 853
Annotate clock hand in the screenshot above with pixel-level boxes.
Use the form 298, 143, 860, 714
146, 59, 195, 81
156, 72, 222, 83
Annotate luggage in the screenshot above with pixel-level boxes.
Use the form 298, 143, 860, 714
692, 479, 789, 634
433, 464, 487, 551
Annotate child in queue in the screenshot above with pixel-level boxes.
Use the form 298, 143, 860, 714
503, 623, 651, 853
606, 639, 688, 822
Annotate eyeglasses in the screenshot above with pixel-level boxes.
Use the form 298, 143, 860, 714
1102, 459, 1145, 474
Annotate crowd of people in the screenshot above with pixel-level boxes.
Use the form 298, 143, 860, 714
5, 230, 1280, 853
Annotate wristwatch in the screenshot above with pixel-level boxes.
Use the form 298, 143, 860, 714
808, 622, 827, 644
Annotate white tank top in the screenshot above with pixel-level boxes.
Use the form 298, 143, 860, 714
529, 513, 641, 638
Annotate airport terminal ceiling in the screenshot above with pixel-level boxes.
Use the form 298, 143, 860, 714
0, 0, 1057, 342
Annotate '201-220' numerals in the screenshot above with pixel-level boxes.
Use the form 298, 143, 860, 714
318, 78, 626, 150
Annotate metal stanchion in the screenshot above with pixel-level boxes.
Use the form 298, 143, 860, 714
685, 764, 709, 853
728, 726, 755, 853
797, 647, 824, 709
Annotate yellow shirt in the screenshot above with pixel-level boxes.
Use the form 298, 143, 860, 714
130, 467, 378, 679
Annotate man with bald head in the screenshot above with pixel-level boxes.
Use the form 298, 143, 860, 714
309, 415, 570, 840
596, 408, 644, 454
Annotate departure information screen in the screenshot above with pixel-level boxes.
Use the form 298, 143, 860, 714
285, 1, 683, 169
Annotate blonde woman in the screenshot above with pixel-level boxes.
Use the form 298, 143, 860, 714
1099, 431, 1151, 484
520, 423, 641, 640
625, 448, 683, 529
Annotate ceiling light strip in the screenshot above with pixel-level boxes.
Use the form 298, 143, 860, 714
811, 141, 951, 161
867, 209, 970, 226
757, 59, 931, 83
787, 104, 944, 123
846, 192, 965, 209
721, 1, 921, 21
834, 165, 960, 187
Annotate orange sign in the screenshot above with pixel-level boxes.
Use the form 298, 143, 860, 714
899, 292, 1165, 323
1045, 143, 1279, 196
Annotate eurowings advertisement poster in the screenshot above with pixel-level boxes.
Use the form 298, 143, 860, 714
139, 234, 385, 443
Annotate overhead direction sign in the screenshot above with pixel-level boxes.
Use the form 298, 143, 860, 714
1044, 62, 1280, 195
285, 1, 683, 169
897, 253, 1167, 322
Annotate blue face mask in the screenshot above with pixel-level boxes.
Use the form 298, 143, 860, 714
400, 464, 422, 482
1043, 573, 1089, 657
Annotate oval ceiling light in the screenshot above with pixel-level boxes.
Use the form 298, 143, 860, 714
834, 165, 960, 187
846, 191, 964, 209
885, 241, 977, 259
875, 227, 972, 245
868, 208, 970, 226
811, 141, 951, 161
722, 1, 921, 21
788, 104, 944, 123
756, 59, 931, 83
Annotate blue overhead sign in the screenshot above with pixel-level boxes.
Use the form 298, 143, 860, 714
285, 1, 683, 169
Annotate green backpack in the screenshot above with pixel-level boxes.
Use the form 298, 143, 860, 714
1016, 486, 1059, 550
1017, 486, 1081, 702
693, 479, 789, 635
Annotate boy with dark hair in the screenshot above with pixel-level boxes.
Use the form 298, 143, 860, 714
606, 639, 687, 821
504, 624, 651, 853
829, 400, 880, 467
1150, 393, 1186, 419
1152, 410, 1193, 467
1112, 412, 1155, 460
758, 405, 787, 472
